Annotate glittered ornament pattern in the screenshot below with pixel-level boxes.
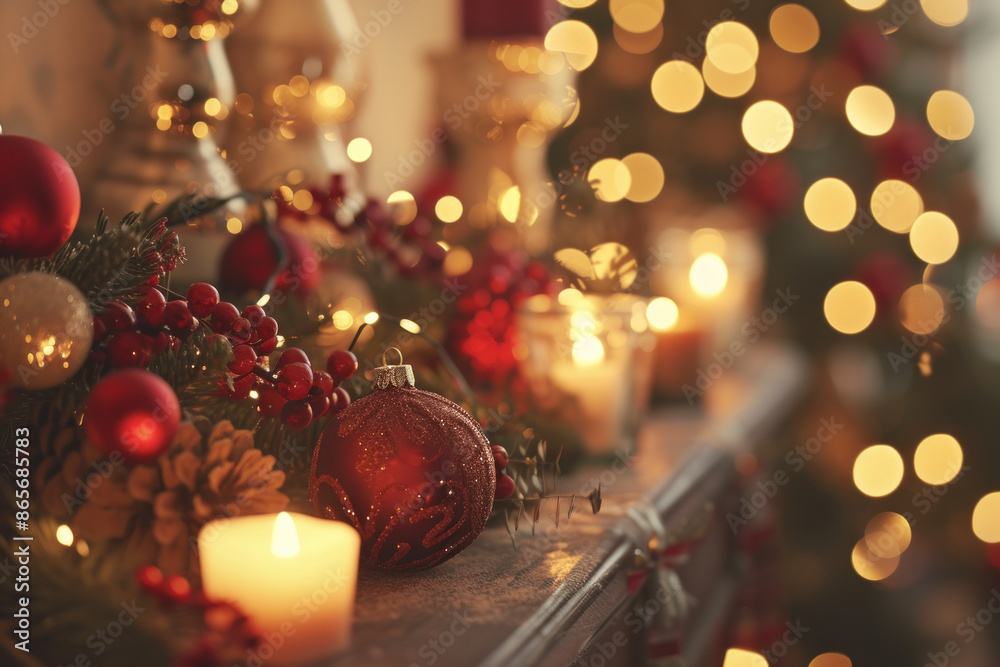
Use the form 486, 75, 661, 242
310, 349, 496, 570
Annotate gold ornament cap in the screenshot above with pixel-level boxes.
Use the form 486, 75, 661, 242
365, 347, 415, 390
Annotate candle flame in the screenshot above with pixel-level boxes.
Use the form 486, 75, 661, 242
572, 334, 605, 366
689, 252, 728, 297
271, 512, 300, 559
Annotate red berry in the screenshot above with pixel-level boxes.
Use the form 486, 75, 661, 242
281, 401, 313, 430
256, 316, 278, 341
186, 282, 220, 318
135, 565, 164, 591
276, 362, 313, 400
228, 345, 257, 376
276, 348, 310, 370
164, 300, 196, 331
92, 316, 107, 341
151, 331, 172, 354
495, 474, 515, 499
257, 336, 278, 355
241, 304, 266, 326
230, 373, 255, 400
307, 395, 331, 419
102, 301, 136, 331
311, 370, 334, 396
165, 334, 181, 352
162, 575, 191, 602
230, 317, 252, 342
210, 302, 241, 332
326, 350, 358, 383
257, 389, 287, 417
491, 445, 509, 470
108, 331, 152, 368
136, 286, 167, 327
329, 387, 351, 414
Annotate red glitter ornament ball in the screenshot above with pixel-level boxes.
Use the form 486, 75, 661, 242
0, 135, 81, 258
310, 351, 495, 570
85, 369, 181, 465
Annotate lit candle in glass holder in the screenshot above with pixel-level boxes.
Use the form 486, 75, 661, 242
198, 512, 360, 665
517, 292, 655, 455
652, 217, 765, 348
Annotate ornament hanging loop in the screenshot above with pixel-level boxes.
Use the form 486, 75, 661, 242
382, 347, 405, 367
367, 347, 416, 390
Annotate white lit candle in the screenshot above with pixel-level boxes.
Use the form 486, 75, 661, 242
198, 512, 360, 665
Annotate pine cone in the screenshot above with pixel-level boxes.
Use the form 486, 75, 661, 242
127, 420, 289, 575
36, 419, 289, 577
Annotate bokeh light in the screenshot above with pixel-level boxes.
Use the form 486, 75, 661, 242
865, 512, 912, 559
927, 90, 975, 141
871, 180, 924, 233
690, 253, 729, 297
588, 159, 633, 202
804, 178, 857, 232
899, 284, 945, 335
852, 538, 899, 581
824, 281, 876, 334
769, 5, 821, 54
853, 444, 905, 497
976, 279, 1000, 329
723, 649, 768, 667
387, 190, 418, 225
909, 212, 959, 265
809, 654, 853, 667
646, 297, 679, 331
844, 0, 887, 10
846, 86, 896, 136
742, 101, 794, 153
609, 0, 664, 34
921, 0, 968, 26
914, 434, 963, 485
613, 23, 663, 54
702, 59, 756, 98
651, 61, 705, 113
973, 493, 1000, 543
557, 0, 598, 7
435, 195, 463, 223
346, 137, 372, 162
444, 247, 473, 277
56, 524, 74, 546
545, 21, 599, 71
706, 22, 759, 74
621, 153, 665, 202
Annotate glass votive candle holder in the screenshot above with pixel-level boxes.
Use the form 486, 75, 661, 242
516, 292, 655, 457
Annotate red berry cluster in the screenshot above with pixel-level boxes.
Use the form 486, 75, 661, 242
90, 282, 216, 369
492, 445, 515, 500
244, 348, 358, 431
273, 175, 444, 279
141, 221, 186, 285
448, 249, 553, 386
135, 565, 261, 667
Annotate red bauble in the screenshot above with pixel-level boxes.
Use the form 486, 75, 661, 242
219, 225, 320, 296
85, 369, 181, 465
0, 135, 81, 258
310, 357, 496, 570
